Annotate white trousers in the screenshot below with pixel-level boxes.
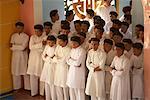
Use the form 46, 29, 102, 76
91, 96, 106, 100
30, 75, 44, 96
69, 88, 85, 100
56, 86, 69, 100
12, 75, 30, 90
45, 83, 56, 100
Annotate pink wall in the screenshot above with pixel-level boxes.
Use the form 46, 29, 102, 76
20, 0, 34, 35
144, 23, 150, 100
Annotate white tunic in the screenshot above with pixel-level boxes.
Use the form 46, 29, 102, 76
120, 29, 132, 40
110, 54, 131, 100
40, 45, 56, 85
27, 34, 45, 77
66, 46, 86, 89
85, 49, 106, 97
103, 49, 116, 94
51, 20, 61, 35
10, 32, 29, 75
96, 5, 116, 24
53, 45, 71, 87
130, 53, 144, 99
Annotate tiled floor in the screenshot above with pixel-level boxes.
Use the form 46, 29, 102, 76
13, 89, 45, 100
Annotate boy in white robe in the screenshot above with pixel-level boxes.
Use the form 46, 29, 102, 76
50, 9, 61, 35
102, 39, 115, 100
40, 35, 57, 100
119, 6, 131, 22
73, 20, 81, 35
66, 36, 86, 100
84, 9, 95, 32
108, 43, 131, 100
53, 34, 71, 100
96, 0, 116, 24
27, 24, 46, 96
65, 10, 75, 33
105, 11, 118, 33
85, 38, 106, 100
10, 22, 30, 90
123, 39, 133, 59
120, 22, 132, 40
131, 43, 144, 100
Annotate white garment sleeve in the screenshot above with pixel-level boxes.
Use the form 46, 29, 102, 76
67, 50, 86, 67
112, 58, 131, 76
98, 52, 106, 70
29, 36, 43, 50
10, 36, 29, 51
86, 52, 95, 72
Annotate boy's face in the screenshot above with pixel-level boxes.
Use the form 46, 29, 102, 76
16, 26, 24, 33
61, 29, 70, 35
115, 47, 124, 57
35, 29, 43, 37
96, 32, 103, 40
75, 23, 81, 33
52, 13, 59, 21
57, 38, 67, 47
47, 40, 55, 47
138, 31, 144, 39
71, 41, 80, 48
81, 24, 88, 33
112, 23, 120, 29
113, 35, 122, 44
44, 26, 51, 34
68, 14, 74, 21
91, 41, 99, 51
133, 48, 142, 56
135, 27, 140, 34
121, 25, 128, 33
109, 31, 114, 38
123, 42, 131, 51
104, 43, 112, 53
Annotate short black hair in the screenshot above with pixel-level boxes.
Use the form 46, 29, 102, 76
81, 21, 90, 29
43, 21, 53, 28
121, 22, 129, 28
47, 35, 56, 42
93, 15, 101, 20
74, 20, 81, 25
122, 6, 131, 13
78, 32, 86, 38
70, 36, 81, 45
136, 24, 144, 32
110, 27, 119, 33
112, 19, 122, 26
132, 43, 143, 50
123, 39, 133, 44
110, 11, 118, 17
34, 24, 43, 31
57, 34, 68, 42
89, 38, 100, 43
113, 30, 123, 38
66, 10, 73, 18
15, 22, 24, 27
104, 39, 113, 45
50, 9, 58, 18
86, 9, 94, 17
94, 25, 104, 33
115, 43, 125, 50
61, 20, 70, 30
